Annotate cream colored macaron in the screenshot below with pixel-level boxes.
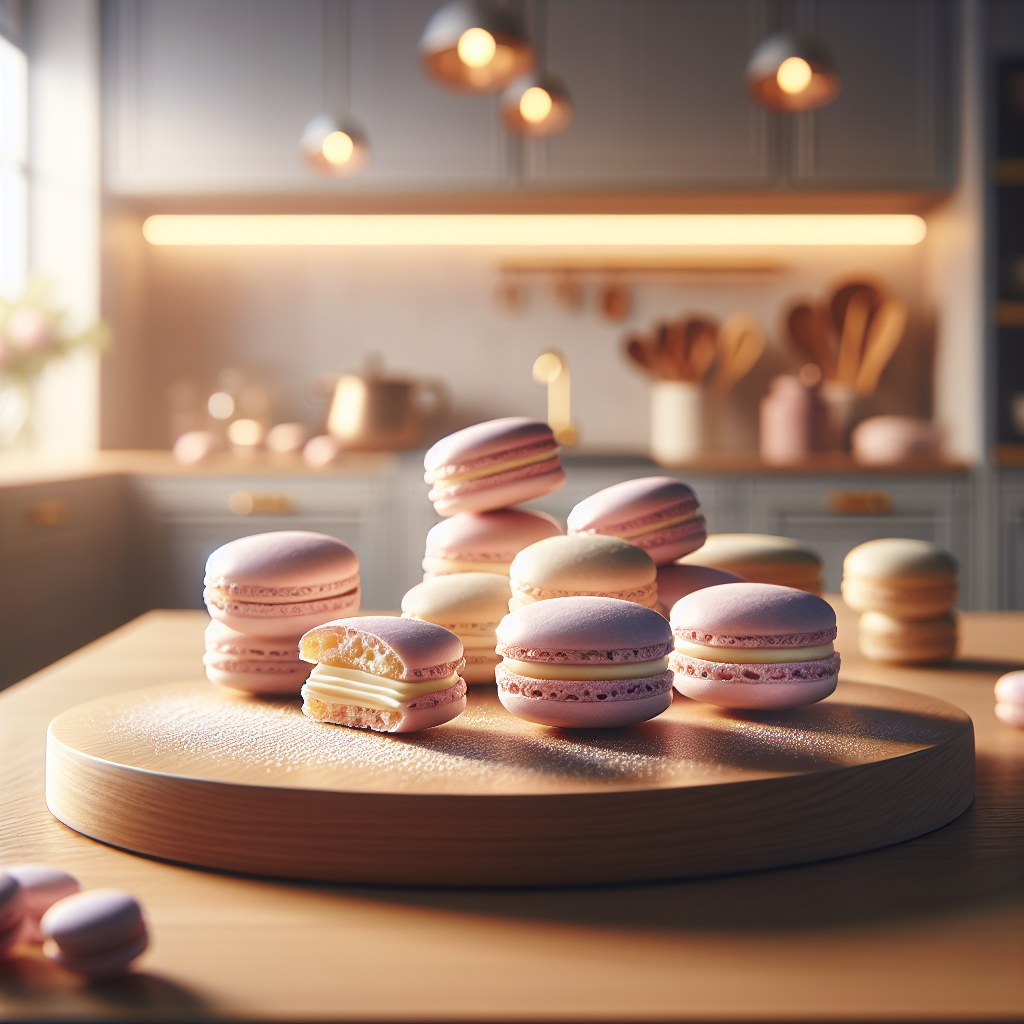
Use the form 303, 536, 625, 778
842, 538, 957, 620
508, 534, 658, 613
857, 610, 957, 664
401, 573, 512, 684
675, 533, 823, 594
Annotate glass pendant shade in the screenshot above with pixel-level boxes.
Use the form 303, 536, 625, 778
501, 74, 573, 137
746, 33, 840, 113
300, 114, 369, 177
420, 0, 533, 94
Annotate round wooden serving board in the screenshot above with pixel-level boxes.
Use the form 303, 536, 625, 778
45, 680, 974, 886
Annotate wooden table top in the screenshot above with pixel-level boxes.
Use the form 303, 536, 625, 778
1, 601, 1022, 1022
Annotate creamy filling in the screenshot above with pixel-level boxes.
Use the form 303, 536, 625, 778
422, 558, 512, 576
673, 639, 835, 664
458, 634, 499, 651
502, 656, 669, 680
618, 511, 697, 539
431, 447, 557, 487
303, 662, 460, 711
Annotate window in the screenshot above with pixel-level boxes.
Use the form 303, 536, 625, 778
0, 31, 27, 297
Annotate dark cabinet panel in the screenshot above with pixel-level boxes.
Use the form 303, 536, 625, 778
790, 0, 955, 189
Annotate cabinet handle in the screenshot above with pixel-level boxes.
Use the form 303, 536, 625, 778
228, 491, 296, 516
827, 490, 893, 515
26, 500, 72, 526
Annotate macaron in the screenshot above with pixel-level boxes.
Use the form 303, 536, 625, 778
4, 865, 79, 944
41, 890, 148, 978
656, 564, 746, 617
567, 476, 707, 565
423, 417, 566, 516
203, 620, 309, 694
669, 582, 840, 709
995, 671, 1024, 729
204, 531, 360, 637
857, 610, 957, 664
495, 596, 675, 728
0, 872, 25, 953
422, 508, 562, 578
401, 573, 512, 684
508, 533, 659, 612
675, 533, 823, 594
299, 616, 467, 733
842, 538, 958, 620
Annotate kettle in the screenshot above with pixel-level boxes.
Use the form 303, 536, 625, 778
321, 361, 448, 450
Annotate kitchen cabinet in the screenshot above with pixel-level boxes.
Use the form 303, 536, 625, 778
102, 0, 956, 196
996, 468, 1024, 609
0, 475, 135, 690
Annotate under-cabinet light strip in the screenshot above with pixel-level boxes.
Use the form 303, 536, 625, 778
141, 214, 927, 248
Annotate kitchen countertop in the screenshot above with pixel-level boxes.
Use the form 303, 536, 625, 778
0, 600, 1021, 1021
0, 448, 972, 487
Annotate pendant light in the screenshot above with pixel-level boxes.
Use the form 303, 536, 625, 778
501, 73, 572, 137
746, 33, 840, 113
301, 114, 368, 177
420, 0, 533, 94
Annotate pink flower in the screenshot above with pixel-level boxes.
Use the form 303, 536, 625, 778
4, 307, 55, 352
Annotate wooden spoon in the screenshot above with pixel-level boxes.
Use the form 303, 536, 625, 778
787, 304, 835, 380
854, 299, 908, 396
835, 289, 873, 386
712, 313, 765, 396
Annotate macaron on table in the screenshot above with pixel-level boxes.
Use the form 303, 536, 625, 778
676, 532, 824, 593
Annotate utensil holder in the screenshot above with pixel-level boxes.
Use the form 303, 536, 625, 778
650, 381, 703, 465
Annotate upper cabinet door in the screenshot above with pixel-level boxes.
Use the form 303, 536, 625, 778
788, 0, 956, 190
525, 0, 777, 190
103, 0, 513, 194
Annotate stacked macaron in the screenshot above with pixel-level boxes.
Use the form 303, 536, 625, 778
299, 616, 467, 733
402, 573, 512, 683
422, 507, 561, 579
842, 539, 958, 664
676, 533, 823, 595
508, 533, 659, 612
669, 582, 840, 709
4, 865, 79, 944
203, 531, 360, 694
567, 476, 707, 565
495, 596, 675, 728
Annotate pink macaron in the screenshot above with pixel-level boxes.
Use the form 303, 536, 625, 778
669, 582, 840, 710
567, 476, 707, 565
4, 865, 79, 945
495, 596, 675, 728
41, 890, 148, 978
204, 531, 360, 638
203, 620, 309, 695
656, 564, 746, 616
299, 616, 467, 733
0, 872, 25, 953
422, 508, 562, 578
424, 417, 567, 516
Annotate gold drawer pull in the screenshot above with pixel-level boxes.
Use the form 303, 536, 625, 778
26, 500, 72, 526
827, 490, 893, 515
228, 491, 296, 516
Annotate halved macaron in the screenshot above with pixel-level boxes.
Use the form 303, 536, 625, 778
495, 596, 675, 728
567, 476, 707, 565
423, 417, 566, 516
669, 582, 840, 709
299, 616, 467, 733
203, 620, 309, 694
204, 531, 360, 637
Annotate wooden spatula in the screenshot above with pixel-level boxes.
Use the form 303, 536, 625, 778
835, 289, 873, 386
854, 300, 908, 396
712, 313, 765, 396
787, 304, 835, 380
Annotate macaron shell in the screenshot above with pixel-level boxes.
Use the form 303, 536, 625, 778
424, 417, 557, 475
840, 577, 957, 619
672, 672, 838, 710
677, 533, 822, 593
995, 703, 1024, 728
401, 573, 512, 626
424, 508, 562, 563
207, 588, 360, 638
301, 686, 467, 733
630, 515, 707, 565
43, 931, 148, 979
843, 537, 958, 584
857, 611, 957, 664
204, 661, 310, 695
204, 531, 360, 595
5, 866, 79, 942
656, 565, 746, 613
995, 671, 1024, 704
510, 534, 657, 599
461, 656, 500, 684
41, 890, 145, 958
430, 466, 566, 517
567, 476, 700, 531
498, 686, 673, 729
